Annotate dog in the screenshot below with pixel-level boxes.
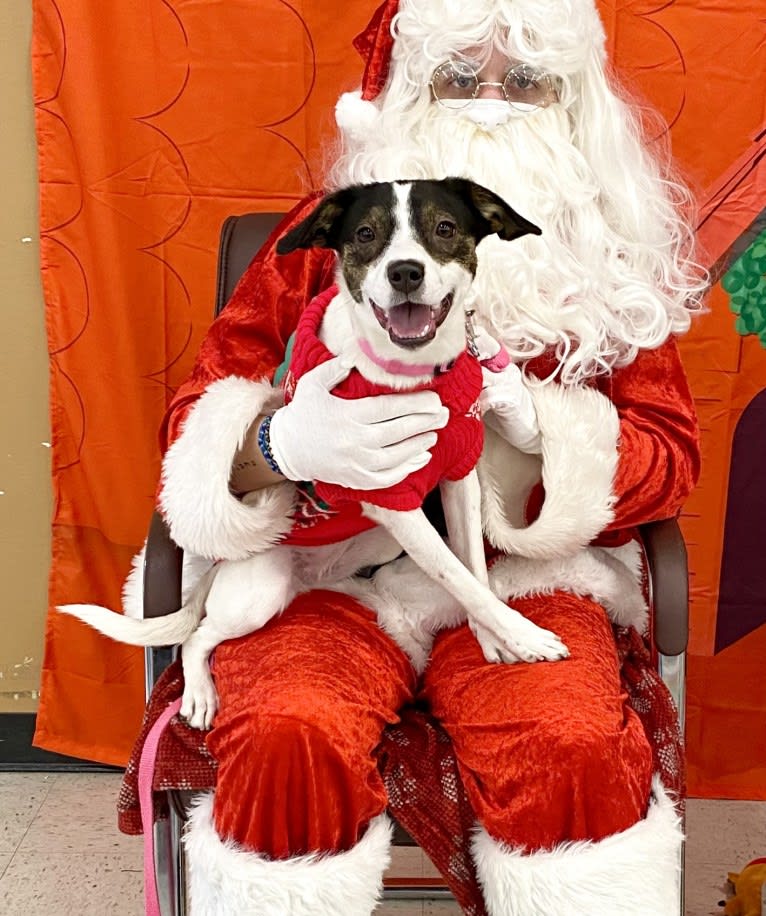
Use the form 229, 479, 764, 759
60, 178, 569, 730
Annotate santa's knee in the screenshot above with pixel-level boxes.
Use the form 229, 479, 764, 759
208, 699, 387, 857
480, 710, 654, 850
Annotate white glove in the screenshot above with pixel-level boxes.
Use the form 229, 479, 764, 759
479, 363, 541, 455
472, 324, 541, 454
268, 356, 449, 488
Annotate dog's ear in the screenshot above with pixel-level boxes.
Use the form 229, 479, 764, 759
276, 192, 350, 254
447, 178, 541, 243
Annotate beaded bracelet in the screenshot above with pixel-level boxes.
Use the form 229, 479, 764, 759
257, 415, 282, 475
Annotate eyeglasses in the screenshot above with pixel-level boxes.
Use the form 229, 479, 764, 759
430, 59, 558, 111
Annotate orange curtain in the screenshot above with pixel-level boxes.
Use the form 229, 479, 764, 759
596, 5, 766, 798
32, 0, 766, 797
31, 0, 373, 765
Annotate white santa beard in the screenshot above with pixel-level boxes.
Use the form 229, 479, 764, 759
336, 104, 678, 384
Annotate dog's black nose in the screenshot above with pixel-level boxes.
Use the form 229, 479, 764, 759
387, 260, 425, 294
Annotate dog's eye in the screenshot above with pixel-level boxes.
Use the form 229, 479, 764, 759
356, 225, 376, 243
435, 220, 456, 239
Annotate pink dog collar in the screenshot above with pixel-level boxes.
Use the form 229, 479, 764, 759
357, 337, 456, 377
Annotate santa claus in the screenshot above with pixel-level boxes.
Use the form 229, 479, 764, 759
150, 0, 707, 913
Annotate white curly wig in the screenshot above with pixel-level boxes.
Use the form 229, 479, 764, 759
329, 0, 708, 384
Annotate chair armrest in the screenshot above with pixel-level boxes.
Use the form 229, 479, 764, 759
143, 511, 183, 619
216, 213, 285, 316
638, 517, 689, 657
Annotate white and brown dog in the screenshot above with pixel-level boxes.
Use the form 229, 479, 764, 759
61, 178, 568, 729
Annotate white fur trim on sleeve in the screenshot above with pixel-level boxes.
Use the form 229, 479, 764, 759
472, 776, 683, 916
184, 792, 392, 916
479, 382, 620, 559
159, 377, 296, 560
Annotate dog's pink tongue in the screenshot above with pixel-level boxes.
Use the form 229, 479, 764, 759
388, 302, 434, 338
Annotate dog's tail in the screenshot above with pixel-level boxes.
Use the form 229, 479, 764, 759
58, 566, 215, 647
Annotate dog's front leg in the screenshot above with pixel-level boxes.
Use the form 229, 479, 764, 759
361, 503, 568, 664
440, 472, 561, 662
439, 471, 488, 585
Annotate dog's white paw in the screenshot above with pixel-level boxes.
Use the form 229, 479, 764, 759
471, 609, 569, 665
180, 680, 219, 730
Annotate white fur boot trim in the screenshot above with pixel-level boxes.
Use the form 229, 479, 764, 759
159, 376, 296, 560
488, 542, 648, 633
184, 793, 393, 916
479, 382, 620, 559
472, 776, 682, 916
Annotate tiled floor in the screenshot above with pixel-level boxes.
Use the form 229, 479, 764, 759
0, 772, 764, 915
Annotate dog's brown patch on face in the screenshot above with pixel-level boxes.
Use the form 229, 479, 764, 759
337, 188, 396, 303
408, 184, 480, 277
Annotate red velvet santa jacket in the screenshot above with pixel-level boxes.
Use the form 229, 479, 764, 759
278, 285, 484, 547
157, 196, 700, 565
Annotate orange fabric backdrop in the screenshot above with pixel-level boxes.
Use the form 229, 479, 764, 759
32, 1, 766, 796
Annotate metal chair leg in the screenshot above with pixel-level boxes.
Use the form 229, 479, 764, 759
383, 885, 454, 900
657, 652, 686, 735
153, 812, 183, 916
658, 651, 687, 916
145, 646, 176, 697
172, 806, 188, 915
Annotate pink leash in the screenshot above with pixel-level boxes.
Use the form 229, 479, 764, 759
138, 696, 183, 916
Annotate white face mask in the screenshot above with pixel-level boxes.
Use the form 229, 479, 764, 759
439, 98, 539, 130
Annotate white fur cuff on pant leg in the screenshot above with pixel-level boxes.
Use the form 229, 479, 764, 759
472, 776, 683, 916
184, 792, 393, 916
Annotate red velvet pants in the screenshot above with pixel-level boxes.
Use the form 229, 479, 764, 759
206, 588, 653, 858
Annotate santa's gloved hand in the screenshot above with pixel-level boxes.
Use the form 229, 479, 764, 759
479, 361, 541, 454
473, 327, 540, 454
469, 324, 541, 453
268, 356, 449, 488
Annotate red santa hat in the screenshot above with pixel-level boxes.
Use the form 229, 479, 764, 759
335, 0, 399, 140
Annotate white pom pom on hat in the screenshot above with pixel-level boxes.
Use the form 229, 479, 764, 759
335, 90, 382, 140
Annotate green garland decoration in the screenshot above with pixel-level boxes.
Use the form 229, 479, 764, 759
723, 228, 766, 347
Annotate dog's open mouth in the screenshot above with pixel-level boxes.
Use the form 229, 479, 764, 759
370, 295, 454, 349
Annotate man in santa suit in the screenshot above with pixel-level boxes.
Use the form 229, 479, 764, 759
154, 0, 707, 912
